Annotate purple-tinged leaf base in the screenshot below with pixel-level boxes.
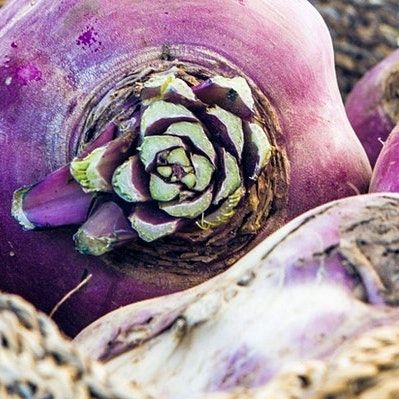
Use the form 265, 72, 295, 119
12, 165, 93, 230
74, 202, 137, 256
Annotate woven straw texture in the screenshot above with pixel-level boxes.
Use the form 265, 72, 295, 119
2, 292, 399, 398
209, 325, 399, 399
0, 293, 147, 399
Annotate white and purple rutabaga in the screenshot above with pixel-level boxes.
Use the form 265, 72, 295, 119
75, 193, 399, 398
346, 50, 399, 167
203, 324, 399, 398
0, 0, 370, 335
4, 292, 399, 399
370, 123, 399, 193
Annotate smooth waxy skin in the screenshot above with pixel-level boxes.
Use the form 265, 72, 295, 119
370, 123, 399, 193
346, 50, 399, 167
75, 194, 399, 398
0, 0, 370, 335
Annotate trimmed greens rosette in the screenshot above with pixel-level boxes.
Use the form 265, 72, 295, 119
13, 67, 276, 260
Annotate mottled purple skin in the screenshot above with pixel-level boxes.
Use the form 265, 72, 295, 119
75, 194, 399, 398
0, 0, 370, 336
370, 123, 399, 193
346, 50, 399, 167
209, 346, 273, 391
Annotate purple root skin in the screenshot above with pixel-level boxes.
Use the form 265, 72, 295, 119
370, 123, 399, 193
0, 0, 370, 336
346, 49, 399, 167
74, 194, 399, 398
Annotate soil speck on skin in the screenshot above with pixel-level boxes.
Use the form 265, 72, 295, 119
76, 26, 102, 53
160, 44, 174, 61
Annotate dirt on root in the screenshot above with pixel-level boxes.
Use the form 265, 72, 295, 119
338, 197, 399, 305
311, 0, 399, 98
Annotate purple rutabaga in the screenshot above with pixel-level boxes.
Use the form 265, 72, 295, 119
74, 193, 399, 398
370, 123, 399, 193
0, 0, 370, 335
346, 49, 399, 167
